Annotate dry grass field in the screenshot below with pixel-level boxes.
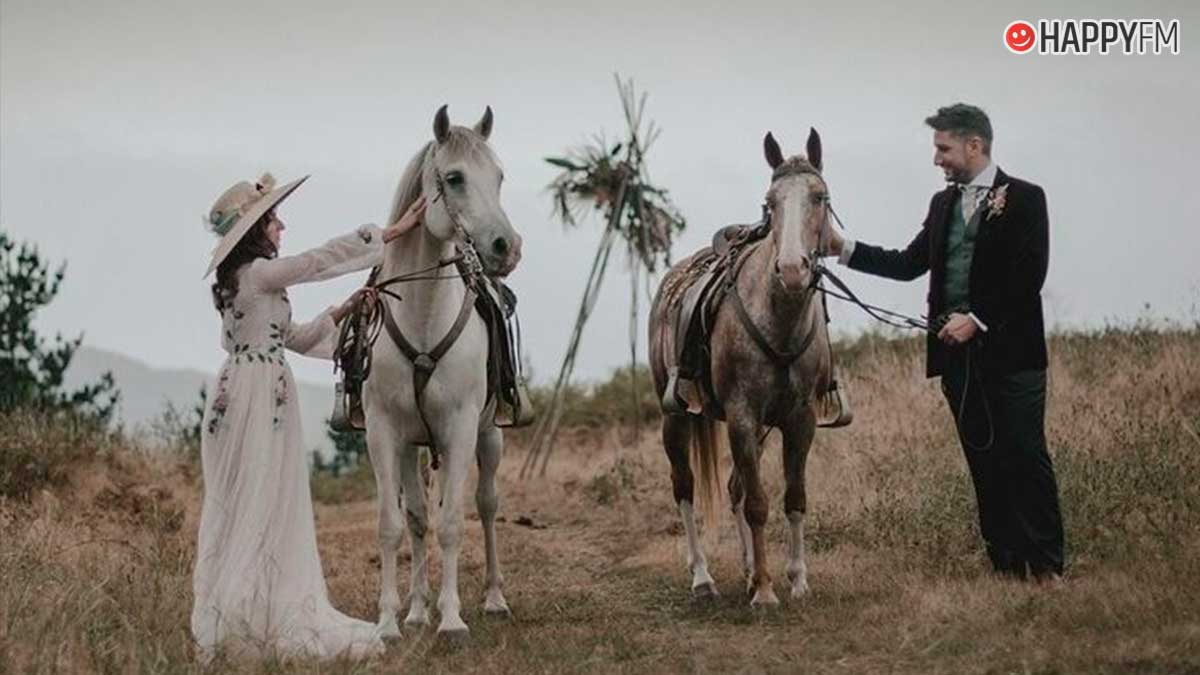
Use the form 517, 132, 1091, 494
3, 327, 1199, 674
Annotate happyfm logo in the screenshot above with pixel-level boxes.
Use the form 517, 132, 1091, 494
1005, 20, 1036, 53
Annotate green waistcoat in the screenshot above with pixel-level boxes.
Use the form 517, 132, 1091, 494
943, 198, 980, 312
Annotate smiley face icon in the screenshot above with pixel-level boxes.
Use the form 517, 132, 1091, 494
1004, 20, 1036, 53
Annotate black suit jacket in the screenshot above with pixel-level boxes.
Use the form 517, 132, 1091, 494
847, 168, 1049, 378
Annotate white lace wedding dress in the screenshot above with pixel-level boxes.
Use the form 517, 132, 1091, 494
192, 225, 384, 660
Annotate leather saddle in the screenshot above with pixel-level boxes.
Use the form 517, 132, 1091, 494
474, 276, 536, 429
660, 222, 853, 428
661, 223, 768, 417
330, 269, 535, 433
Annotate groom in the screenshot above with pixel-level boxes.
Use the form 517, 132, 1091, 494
826, 103, 1064, 581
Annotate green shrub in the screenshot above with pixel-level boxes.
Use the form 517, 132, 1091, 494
0, 408, 117, 500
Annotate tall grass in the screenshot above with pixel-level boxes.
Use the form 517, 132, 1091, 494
0, 410, 119, 501
2, 324, 1197, 673
801, 325, 1200, 575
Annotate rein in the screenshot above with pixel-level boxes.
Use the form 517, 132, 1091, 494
709, 164, 827, 411
809, 197, 993, 451
762, 162, 932, 333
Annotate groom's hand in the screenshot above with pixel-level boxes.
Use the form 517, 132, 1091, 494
822, 216, 847, 258
826, 229, 844, 257
937, 312, 978, 345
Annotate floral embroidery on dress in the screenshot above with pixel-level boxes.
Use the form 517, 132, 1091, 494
207, 369, 231, 435
267, 322, 285, 362
273, 374, 288, 429
230, 320, 285, 366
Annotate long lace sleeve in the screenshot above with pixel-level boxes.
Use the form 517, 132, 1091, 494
285, 306, 339, 360
247, 224, 384, 292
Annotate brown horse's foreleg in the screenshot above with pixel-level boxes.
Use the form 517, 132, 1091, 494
728, 417, 778, 606
728, 468, 755, 586
663, 415, 718, 598
781, 407, 816, 599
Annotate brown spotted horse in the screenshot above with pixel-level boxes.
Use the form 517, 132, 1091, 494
649, 128, 839, 605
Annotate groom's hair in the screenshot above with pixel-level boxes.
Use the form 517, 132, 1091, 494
926, 103, 993, 155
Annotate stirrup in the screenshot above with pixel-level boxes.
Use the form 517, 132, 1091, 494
662, 367, 703, 416
330, 381, 366, 432
661, 367, 688, 415
816, 379, 854, 428
349, 398, 365, 430
330, 381, 353, 432
512, 378, 536, 426
495, 377, 536, 428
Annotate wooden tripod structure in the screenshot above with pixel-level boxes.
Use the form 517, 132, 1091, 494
520, 76, 685, 478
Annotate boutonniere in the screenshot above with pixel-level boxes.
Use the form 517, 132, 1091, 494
986, 184, 1009, 220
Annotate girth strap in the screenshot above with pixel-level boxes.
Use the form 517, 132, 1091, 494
379, 286, 478, 470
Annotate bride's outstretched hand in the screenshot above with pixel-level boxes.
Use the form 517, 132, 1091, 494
383, 195, 428, 243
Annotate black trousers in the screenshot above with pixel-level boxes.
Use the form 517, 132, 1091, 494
940, 347, 1065, 577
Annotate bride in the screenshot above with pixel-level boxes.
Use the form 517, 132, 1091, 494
193, 172, 424, 660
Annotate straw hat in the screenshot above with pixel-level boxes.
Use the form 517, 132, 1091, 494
203, 172, 308, 278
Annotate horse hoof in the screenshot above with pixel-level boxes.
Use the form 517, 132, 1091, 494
750, 586, 780, 607
437, 625, 470, 644
404, 611, 430, 628
790, 581, 811, 600
377, 616, 402, 640
484, 588, 511, 616
484, 601, 512, 617
692, 581, 720, 600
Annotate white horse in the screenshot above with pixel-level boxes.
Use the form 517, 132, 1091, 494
364, 105, 523, 639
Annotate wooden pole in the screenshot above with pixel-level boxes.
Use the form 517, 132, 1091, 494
520, 185, 626, 478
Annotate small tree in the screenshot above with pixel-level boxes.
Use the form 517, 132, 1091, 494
149, 386, 206, 463
0, 229, 119, 422
315, 418, 367, 476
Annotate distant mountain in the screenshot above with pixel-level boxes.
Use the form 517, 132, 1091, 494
64, 346, 336, 457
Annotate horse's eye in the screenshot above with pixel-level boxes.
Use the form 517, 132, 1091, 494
445, 171, 464, 187
811, 193, 828, 206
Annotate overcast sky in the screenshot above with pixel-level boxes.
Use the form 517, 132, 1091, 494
3, 0, 1197, 386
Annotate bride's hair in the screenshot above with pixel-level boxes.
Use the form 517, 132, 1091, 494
211, 217, 278, 313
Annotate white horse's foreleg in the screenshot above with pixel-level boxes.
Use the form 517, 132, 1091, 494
679, 501, 718, 597
434, 421, 477, 636
476, 424, 510, 615
366, 422, 404, 638
398, 443, 432, 627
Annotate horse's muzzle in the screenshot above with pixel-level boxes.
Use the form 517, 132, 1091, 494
486, 232, 523, 277
774, 258, 811, 294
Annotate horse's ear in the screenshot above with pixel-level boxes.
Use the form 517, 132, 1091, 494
474, 106, 494, 140
806, 127, 823, 172
433, 104, 451, 144
764, 132, 784, 170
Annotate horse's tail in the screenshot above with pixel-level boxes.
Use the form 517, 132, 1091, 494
690, 415, 723, 526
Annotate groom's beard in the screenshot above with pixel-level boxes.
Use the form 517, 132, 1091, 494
942, 165, 973, 184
